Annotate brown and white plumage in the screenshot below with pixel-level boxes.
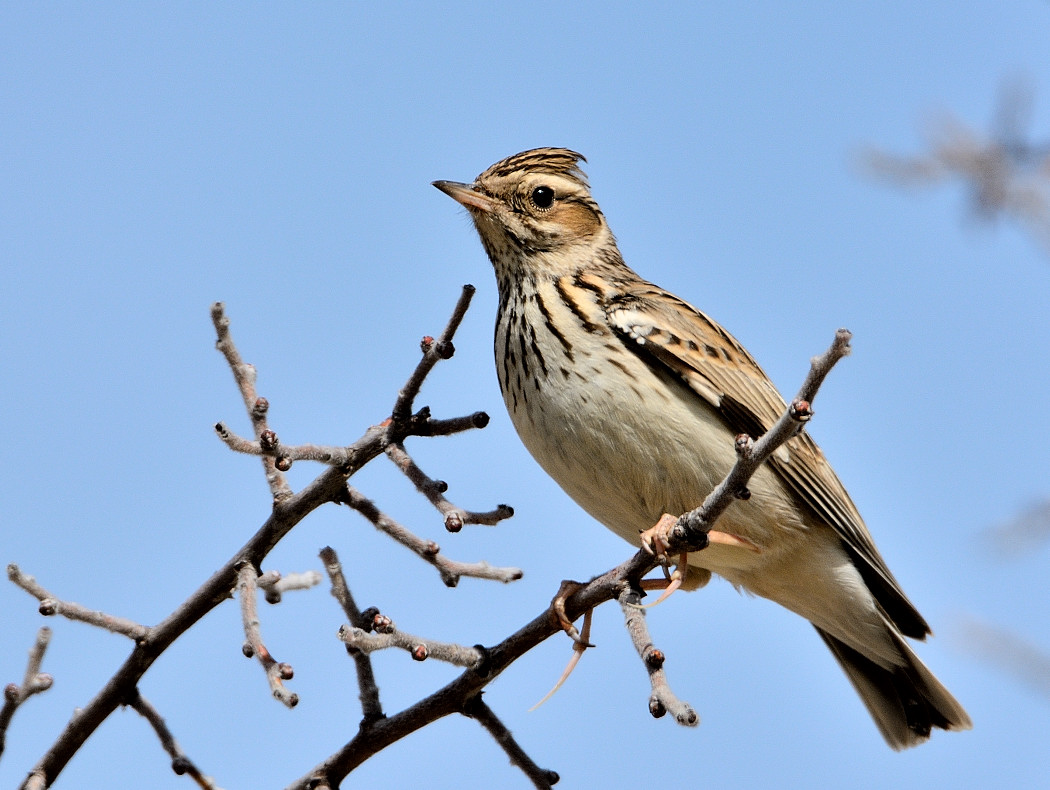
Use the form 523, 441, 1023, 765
434, 148, 971, 749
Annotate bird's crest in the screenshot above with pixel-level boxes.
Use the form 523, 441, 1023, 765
477, 148, 589, 188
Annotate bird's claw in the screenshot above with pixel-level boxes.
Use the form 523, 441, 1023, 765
640, 513, 679, 561
550, 579, 595, 648
533, 582, 595, 710
636, 514, 689, 607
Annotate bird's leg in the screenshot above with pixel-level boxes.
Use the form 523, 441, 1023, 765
530, 606, 593, 711
637, 514, 689, 607
638, 513, 762, 608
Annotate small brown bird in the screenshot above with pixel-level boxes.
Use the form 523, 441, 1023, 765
434, 148, 971, 749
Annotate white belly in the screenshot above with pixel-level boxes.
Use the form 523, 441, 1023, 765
496, 282, 806, 579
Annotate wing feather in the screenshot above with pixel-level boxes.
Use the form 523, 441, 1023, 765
606, 284, 929, 638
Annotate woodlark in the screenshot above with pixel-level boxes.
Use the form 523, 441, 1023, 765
434, 148, 971, 749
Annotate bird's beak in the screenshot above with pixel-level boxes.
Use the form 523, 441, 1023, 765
432, 180, 497, 214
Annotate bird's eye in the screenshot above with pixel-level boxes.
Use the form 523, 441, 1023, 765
530, 186, 555, 209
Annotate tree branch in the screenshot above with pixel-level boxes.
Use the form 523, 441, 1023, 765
618, 588, 697, 725
7, 565, 149, 641
237, 563, 298, 708
0, 627, 53, 760
319, 547, 384, 724
13, 290, 490, 788
672, 328, 852, 545
126, 688, 221, 789
338, 485, 522, 587
286, 327, 851, 789
462, 695, 559, 789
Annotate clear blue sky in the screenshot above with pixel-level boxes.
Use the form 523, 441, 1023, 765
2, 4, 1048, 788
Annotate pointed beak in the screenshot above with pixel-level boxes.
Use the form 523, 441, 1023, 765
432, 180, 497, 214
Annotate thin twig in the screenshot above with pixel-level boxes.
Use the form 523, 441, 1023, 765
256, 569, 322, 604
319, 547, 384, 723
214, 426, 358, 469
126, 688, 221, 789
673, 328, 852, 544
211, 302, 293, 502
385, 441, 514, 532
462, 695, 559, 790
337, 619, 484, 668
237, 564, 298, 708
618, 588, 697, 725
956, 616, 1050, 701
0, 627, 53, 759
7, 565, 149, 641
391, 285, 475, 422
340, 485, 522, 587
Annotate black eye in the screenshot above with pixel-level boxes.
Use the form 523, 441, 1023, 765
530, 186, 555, 209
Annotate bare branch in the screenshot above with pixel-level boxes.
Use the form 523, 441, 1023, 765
237, 564, 298, 708
618, 589, 697, 726
319, 547, 384, 723
339, 485, 523, 587
14, 290, 489, 788
956, 617, 1050, 702
214, 410, 493, 470
214, 424, 365, 469
861, 83, 1050, 254
462, 695, 559, 789
985, 499, 1050, 558
288, 328, 851, 790
391, 284, 475, 422
126, 688, 222, 789
257, 569, 323, 605
337, 615, 484, 669
673, 328, 852, 544
0, 627, 53, 760
7, 564, 149, 641
384, 441, 514, 532
212, 302, 293, 501
411, 410, 490, 437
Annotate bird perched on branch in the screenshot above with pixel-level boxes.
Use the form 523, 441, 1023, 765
434, 148, 971, 749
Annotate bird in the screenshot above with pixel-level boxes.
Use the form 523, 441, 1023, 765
433, 148, 971, 749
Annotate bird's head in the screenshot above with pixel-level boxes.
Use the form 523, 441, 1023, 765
434, 148, 614, 282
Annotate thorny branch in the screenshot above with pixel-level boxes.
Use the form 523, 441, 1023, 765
9, 286, 511, 789
286, 328, 851, 790
6, 284, 852, 789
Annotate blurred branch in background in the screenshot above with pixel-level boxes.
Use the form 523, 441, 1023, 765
956, 617, 1050, 704
984, 499, 1050, 560
956, 499, 1050, 706
862, 79, 1050, 254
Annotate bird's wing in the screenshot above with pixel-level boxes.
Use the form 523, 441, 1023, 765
605, 282, 929, 638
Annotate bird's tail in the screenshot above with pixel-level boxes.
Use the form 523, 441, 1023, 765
815, 626, 972, 750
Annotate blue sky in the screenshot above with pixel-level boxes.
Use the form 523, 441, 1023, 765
2, 3, 1049, 788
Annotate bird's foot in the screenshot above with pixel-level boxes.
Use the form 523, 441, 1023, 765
640, 513, 679, 561
638, 514, 689, 607
548, 579, 594, 648
531, 582, 595, 710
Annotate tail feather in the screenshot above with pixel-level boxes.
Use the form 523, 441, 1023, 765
815, 626, 972, 750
